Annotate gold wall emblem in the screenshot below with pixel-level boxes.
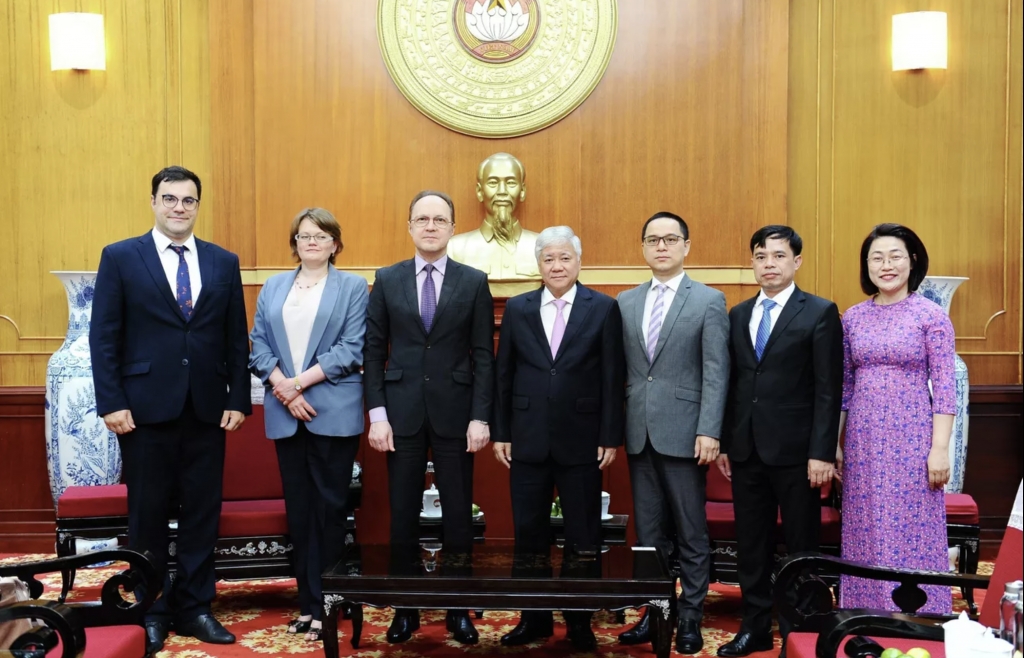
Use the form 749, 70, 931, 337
378, 0, 617, 138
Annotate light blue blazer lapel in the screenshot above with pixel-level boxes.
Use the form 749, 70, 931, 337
650, 274, 692, 365
269, 269, 298, 377
302, 267, 341, 371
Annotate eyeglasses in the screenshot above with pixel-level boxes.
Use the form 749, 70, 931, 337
295, 233, 334, 244
867, 253, 909, 267
161, 194, 199, 210
410, 216, 452, 228
642, 234, 685, 247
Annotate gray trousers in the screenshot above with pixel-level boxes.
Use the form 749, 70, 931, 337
628, 439, 709, 621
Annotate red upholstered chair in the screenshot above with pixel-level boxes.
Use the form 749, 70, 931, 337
0, 549, 158, 658
944, 492, 981, 612
774, 483, 1024, 658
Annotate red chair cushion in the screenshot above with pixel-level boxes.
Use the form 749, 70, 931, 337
56, 485, 128, 519
49, 624, 146, 658
706, 503, 841, 544
706, 464, 733, 502
944, 493, 980, 525
218, 499, 289, 537
221, 407, 285, 501
786, 632, 945, 658
979, 524, 1023, 627
818, 507, 842, 544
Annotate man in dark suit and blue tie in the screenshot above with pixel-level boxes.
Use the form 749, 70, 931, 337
715, 225, 843, 657
493, 226, 625, 652
90, 166, 251, 655
363, 190, 495, 645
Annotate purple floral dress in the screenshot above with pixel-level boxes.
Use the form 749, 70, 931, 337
839, 293, 955, 613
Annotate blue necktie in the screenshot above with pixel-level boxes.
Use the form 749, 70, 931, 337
753, 298, 777, 361
421, 263, 437, 332
169, 245, 193, 320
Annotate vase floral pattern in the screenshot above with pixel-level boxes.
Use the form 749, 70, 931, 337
917, 276, 969, 494
44, 271, 121, 506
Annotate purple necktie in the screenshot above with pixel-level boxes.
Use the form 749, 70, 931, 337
550, 299, 567, 359
421, 263, 437, 332
647, 284, 667, 362
169, 245, 193, 320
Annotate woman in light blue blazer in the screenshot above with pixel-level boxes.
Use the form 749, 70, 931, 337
249, 208, 368, 642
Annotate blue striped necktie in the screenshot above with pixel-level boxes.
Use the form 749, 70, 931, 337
169, 245, 193, 320
753, 298, 777, 361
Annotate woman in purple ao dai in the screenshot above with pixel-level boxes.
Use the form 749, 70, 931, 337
838, 223, 955, 613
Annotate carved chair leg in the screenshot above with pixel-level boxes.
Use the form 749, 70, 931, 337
58, 568, 76, 603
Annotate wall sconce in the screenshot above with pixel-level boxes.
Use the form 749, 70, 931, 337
49, 13, 106, 71
892, 11, 947, 71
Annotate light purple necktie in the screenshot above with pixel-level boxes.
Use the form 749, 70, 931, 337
421, 263, 437, 332
550, 299, 568, 359
647, 284, 667, 362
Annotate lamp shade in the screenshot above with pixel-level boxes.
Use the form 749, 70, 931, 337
49, 13, 106, 71
892, 11, 947, 71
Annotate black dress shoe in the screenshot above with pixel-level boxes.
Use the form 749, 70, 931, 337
500, 614, 554, 646
386, 610, 420, 644
567, 622, 598, 652
176, 614, 236, 644
446, 611, 479, 645
675, 619, 704, 655
717, 631, 774, 656
144, 620, 169, 655
618, 609, 651, 645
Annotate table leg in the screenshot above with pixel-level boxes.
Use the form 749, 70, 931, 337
323, 597, 341, 658
649, 602, 673, 658
351, 604, 363, 648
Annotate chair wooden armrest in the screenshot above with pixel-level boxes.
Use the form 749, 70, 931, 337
0, 599, 83, 658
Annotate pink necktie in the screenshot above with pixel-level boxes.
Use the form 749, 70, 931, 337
550, 299, 568, 359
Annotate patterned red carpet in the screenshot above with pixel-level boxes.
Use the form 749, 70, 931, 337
1, 554, 985, 658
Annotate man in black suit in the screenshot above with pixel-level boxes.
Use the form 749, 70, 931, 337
90, 166, 251, 655
363, 190, 494, 645
715, 225, 843, 657
493, 226, 625, 652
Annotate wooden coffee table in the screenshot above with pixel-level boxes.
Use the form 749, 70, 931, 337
322, 543, 676, 658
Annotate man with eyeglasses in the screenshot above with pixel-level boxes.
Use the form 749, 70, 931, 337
90, 166, 251, 654
616, 211, 730, 655
363, 190, 494, 645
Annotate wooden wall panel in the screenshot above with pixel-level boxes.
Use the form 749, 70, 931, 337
0, 388, 55, 553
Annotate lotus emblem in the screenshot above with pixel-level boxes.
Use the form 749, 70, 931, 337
454, 0, 540, 63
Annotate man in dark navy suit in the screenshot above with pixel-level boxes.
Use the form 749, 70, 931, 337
90, 166, 251, 655
493, 226, 625, 652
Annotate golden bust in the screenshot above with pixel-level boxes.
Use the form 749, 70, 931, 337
448, 153, 541, 280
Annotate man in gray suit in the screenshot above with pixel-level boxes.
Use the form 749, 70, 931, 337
616, 211, 730, 655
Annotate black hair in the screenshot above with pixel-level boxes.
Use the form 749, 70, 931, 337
859, 223, 929, 295
641, 211, 689, 241
151, 166, 202, 200
750, 225, 803, 256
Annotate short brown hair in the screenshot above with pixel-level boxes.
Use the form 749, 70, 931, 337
408, 190, 455, 226
289, 208, 343, 265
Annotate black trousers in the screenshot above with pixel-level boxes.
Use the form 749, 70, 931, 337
731, 449, 821, 637
275, 425, 359, 621
510, 455, 602, 627
118, 395, 224, 623
387, 418, 475, 550
628, 439, 709, 621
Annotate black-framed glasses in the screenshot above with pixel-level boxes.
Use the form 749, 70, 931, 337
295, 233, 334, 244
410, 215, 452, 228
642, 234, 685, 247
161, 194, 199, 211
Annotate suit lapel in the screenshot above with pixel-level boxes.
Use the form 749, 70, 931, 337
303, 267, 340, 370
632, 281, 651, 350
760, 287, 806, 359
270, 270, 298, 376
524, 288, 550, 363
400, 260, 424, 336
431, 259, 462, 334
650, 274, 692, 365
555, 283, 593, 363
189, 238, 216, 320
135, 232, 187, 322
738, 296, 757, 359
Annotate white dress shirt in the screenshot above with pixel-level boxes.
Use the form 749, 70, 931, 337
642, 271, 686, 345
540, 284, 577, 342
748, 282, 796, 346
151, 228, 202, 304
415, 254, 446, 307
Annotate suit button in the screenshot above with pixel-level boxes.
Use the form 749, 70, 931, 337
755, 369, 762, 375
182, 359, 189, 366
424, 375, 430, 381
647, 376, 653, 382
550, 369, 556, 376
752, 397, 758, 403
426, 344, 431, 349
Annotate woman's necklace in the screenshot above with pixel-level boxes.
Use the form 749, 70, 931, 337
293, 274, 326, 290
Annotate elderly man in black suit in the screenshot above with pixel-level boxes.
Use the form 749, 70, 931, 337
715, 225, 843, 657
493, 225, 625, 652
363, 190, 494, 646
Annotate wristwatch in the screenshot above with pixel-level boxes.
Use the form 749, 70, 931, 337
293, 377, 303, 392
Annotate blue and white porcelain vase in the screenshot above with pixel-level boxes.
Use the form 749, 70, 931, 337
44, 271, 121, 506
918, 275, 969, 494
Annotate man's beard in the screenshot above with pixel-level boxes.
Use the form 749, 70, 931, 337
491, 203, 515, 242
